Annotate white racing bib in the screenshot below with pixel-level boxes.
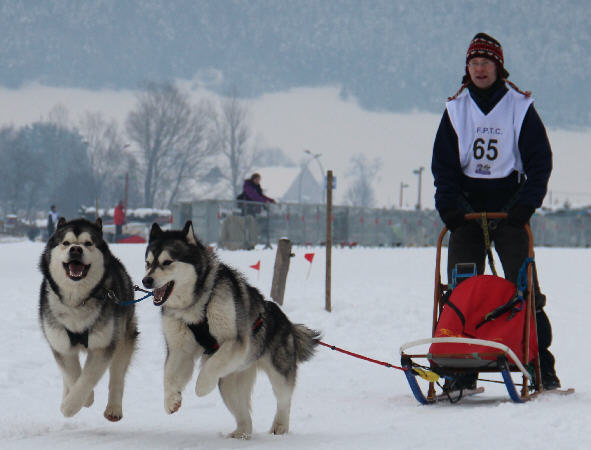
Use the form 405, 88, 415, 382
446, 88, 533, 179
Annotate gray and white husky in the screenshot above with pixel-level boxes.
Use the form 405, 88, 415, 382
143, 221, 320, 439
39, 218, 138, 421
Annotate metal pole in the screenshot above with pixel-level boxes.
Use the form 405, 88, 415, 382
399, 182, 408, 208
418, 168, 423, 210
325, 170, 333, 312
264, 207, 272, 249
413, 167, 425, 210
124, 172, 129, 209
305, 149, 325, 203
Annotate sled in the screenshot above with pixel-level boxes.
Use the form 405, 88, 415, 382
400, 212, 549, 404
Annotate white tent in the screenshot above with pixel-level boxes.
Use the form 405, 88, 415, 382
256, 166, 323, 204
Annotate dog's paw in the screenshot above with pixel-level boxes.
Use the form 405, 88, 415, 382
60, 396, 84, 418
84, 390, 94, 408
104, 404, 123, 422
227, 429, 252, 440
195, 373, 218, 397
270, 421, 289, 435
164, 391, 182, 414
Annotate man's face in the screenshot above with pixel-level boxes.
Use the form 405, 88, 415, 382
467, 57, 498, 89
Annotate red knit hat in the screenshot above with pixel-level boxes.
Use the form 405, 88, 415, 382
465, 32, 509, 80
449, 32, 531, 100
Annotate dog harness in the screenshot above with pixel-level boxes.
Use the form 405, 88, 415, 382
187, 314, 264, 355
66, 328, 89, 348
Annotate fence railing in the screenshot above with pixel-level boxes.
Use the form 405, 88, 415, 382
172, 200, 591, 248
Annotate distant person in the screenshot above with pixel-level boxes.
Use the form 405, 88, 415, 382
431, 33, 559, 390
46, 205, 58, 239
237, 173, 276, 215
113, 200, 126, 242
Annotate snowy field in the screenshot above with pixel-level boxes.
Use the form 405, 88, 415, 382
1, 238, 589, 449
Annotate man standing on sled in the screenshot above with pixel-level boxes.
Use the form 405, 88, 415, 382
431, 32, 560, 390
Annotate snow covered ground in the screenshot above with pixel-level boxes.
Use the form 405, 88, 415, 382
1, 238, 589, 449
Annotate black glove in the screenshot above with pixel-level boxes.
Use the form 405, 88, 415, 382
440, 209, 465, 232
507, 204, 535, 227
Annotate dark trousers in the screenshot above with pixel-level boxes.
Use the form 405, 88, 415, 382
115, 224, 123, 242
447, 220, 556, 376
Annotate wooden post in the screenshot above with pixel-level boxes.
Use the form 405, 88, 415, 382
270, 238, 292, 305
325, 170, 333, 312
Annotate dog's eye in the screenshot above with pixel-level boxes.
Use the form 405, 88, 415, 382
162, 260, 173, 266
62, 241, 70, 246
84, 241, 93, 247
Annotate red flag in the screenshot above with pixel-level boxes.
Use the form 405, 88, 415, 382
304, 253, 315, 263
249, 260, 261, 271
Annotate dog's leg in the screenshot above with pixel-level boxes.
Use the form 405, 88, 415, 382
196, 340, 249, 397
61, 348, 111, 418
162, 318, 201, 414
52, 350, 92, 406
104, 330, 137, 422
219, 366, 256, 439
261, 360, 296, 435
164, 345, 198, 414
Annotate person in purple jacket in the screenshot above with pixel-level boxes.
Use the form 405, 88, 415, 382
238, 173, 276, 215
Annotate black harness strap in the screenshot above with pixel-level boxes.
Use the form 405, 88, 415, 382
188, 319, 220, 355
187, 314, 265, 355
443, 299, 466, 328
66, 328, 89, 348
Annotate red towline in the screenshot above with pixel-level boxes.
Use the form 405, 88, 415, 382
318, 341, 408, 372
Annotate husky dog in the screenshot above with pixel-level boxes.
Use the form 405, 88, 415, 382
39, 218, 138, 421
143, 221, 320, 439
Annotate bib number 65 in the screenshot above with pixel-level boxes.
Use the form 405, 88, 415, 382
473, 138, 498, 160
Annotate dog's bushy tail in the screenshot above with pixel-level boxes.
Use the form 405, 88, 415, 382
292, 324, 321, 363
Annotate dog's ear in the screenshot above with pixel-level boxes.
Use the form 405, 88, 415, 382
57, 217, 67, 229
183, 221, 197, 246
95, 217, 103, 233
149, 223, 163, 242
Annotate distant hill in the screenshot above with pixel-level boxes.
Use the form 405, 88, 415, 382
1, 0, 589, 127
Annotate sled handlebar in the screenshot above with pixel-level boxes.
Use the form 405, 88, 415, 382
463, 212, 507, 220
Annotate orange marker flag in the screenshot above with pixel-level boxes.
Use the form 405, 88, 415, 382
304, 253, 315, 279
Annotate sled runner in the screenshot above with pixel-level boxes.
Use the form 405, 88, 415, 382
400, 212, 557, 404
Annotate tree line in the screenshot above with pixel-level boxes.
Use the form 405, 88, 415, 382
0, 82, 256, 219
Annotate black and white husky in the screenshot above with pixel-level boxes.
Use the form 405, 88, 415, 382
39, 218, 138, 421
143, 221, 320, 439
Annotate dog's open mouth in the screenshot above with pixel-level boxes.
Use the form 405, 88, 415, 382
63, 261, 90, 281
153, 281, 175, 306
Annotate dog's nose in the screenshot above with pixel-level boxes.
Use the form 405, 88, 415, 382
142, 276, 154, 289
69, 246, 83, 257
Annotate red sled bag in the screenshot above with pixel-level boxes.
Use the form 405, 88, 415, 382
429, 274, 538, 366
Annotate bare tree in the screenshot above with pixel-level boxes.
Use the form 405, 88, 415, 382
125, 82, 213, 208
345, 154, 382, 207
78, 112, 135, 207
209, 88, 256, 199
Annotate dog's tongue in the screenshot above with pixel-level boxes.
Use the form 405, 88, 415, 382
154, 284, 168, 301
69, 262, 85, 277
